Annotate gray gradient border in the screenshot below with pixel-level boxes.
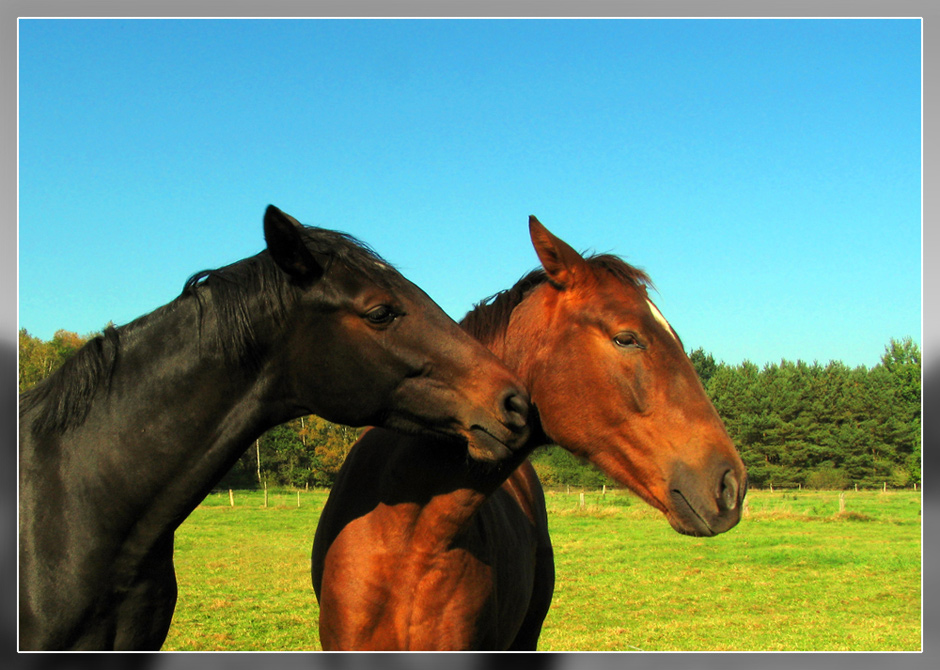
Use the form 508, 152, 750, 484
2, 2, 934, 669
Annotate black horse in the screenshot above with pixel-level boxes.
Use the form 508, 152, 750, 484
19, 205, 529, 650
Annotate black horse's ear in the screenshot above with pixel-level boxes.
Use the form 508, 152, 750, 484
264, 205, 325, 284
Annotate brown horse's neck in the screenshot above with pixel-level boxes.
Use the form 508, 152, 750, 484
317, 283, 551, 568
359, 431, 535, 542
477, 284, 553, 446
371, 289, 553, 538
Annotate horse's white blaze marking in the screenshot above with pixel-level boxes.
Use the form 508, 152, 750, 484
646, 299, 678, 342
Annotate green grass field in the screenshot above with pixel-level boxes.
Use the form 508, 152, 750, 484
163, 487, 921, 651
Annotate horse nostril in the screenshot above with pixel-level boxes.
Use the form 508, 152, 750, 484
502, 390, 529, 431
719, 470, 739, 511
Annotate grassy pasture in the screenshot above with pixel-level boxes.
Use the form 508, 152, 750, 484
163, 487, 921, 651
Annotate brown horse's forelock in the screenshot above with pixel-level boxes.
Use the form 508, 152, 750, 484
21, 224, 402, 437
460, 253, 653, 344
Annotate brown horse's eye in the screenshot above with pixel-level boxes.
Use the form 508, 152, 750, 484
365, 305, 399, 326
613, 332, 643, 349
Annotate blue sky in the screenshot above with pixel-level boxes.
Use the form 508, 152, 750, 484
18, 18, 921, 368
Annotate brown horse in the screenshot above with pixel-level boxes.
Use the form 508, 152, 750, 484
311, 217, 747, 650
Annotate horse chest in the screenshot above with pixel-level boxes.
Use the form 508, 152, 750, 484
319, 496, 539, 650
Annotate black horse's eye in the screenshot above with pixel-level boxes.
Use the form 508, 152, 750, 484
613, 332, 643, 349
364, 305, 398, 326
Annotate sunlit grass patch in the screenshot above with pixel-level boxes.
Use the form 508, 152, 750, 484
163, 488, 920, 651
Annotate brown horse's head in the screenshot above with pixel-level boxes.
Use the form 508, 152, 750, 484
494, 217, 746, 536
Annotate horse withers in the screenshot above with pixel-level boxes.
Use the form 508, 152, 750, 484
312, 216, 747, 650
19, 205, 529, 650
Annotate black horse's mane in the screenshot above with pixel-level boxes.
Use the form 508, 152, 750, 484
21, 223, 402, 436
460, 254, 653, 343
19, 326, 122, 437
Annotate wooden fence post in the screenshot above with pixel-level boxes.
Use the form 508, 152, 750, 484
297, 491, 301, 508
579, 492, 585, 510
229, 489, 234, 507
839, 491, 845, 514
264, 481, 268, 508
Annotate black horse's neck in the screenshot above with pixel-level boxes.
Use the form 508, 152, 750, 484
22, 284, 290, 537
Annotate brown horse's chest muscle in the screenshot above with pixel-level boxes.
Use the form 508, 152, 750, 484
318, 481, 541, 650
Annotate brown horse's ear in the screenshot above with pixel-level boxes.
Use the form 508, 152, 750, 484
528, 216, 586, 289
264, 205, 326, 284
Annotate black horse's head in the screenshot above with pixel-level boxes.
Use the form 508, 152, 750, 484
258, 205, 529, 461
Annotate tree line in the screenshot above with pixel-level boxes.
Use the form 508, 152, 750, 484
18, 328, 920, 490
688, 338, 921, 490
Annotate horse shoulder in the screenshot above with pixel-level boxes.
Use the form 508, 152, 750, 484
311, 430, 390, 596
317, 509, 402, 649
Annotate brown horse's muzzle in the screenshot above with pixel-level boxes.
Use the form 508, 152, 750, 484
667, 459, 748, 537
